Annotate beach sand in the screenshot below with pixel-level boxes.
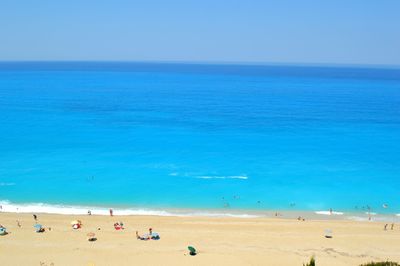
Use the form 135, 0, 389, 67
0, 213, 399, 266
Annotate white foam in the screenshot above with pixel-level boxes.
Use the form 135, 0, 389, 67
0, 200, 259, 218
315, 211, 344, 215
347, 216, 370, 222
196, 175, 248, 180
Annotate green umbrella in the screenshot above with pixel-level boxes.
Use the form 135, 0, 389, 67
188, 246, 197, 256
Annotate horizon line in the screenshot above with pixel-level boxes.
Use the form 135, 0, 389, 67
0, 59, 399, 70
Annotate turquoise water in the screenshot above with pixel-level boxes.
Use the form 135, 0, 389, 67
0, 62, 399, 214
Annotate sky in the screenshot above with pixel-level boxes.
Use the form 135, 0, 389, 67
1, 0, 399, 65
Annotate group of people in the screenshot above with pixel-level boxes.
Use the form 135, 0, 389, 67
384, 223, 395, 230
136, 228, 160, 240
297, 216, 306, 221
86, 209, 113, 216
114, 222, 124, 230
4, 211, 160, 241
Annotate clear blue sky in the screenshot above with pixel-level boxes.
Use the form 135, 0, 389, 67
1, 0, 399, 65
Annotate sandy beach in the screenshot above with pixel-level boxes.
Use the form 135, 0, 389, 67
0, 213, 399, 266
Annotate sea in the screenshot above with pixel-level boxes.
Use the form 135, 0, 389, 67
0, 62, 399, 220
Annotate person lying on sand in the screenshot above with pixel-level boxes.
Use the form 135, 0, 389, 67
136, 228, 160, 240
136, 231, 149, 240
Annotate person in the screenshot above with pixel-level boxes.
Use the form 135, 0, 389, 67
87, 210, 92, 215
16, 220, 21, 228
136, 228, 160, 240
136, 231, 149, 240
391, 223, 394, 230
329, 208, 333, 215
148, 228, 160, 239
384, 224, 388, 230
109, 209, 113, 216
33, 214, 37, 221
114, 223, 123, 230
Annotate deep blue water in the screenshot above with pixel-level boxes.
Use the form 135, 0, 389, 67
0, 62, 399, 213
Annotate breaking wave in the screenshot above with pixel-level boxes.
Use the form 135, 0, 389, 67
0, 200, 259, 218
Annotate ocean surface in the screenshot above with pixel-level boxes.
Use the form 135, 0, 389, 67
0, 62, 399, 217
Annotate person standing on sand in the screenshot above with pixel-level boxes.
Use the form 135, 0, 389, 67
384, 224, 388, 230
109, 209, 113, 216
33, 214, 37, 221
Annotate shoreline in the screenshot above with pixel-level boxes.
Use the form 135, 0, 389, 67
1, 200, 399, 222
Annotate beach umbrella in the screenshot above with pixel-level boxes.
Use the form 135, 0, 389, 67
34, 224, 43, 232
72, 224, 81, 229
87, 232, 96, 242
188, 246, 197, 256
0, 227, 7, 236
324, 229, 333, 238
